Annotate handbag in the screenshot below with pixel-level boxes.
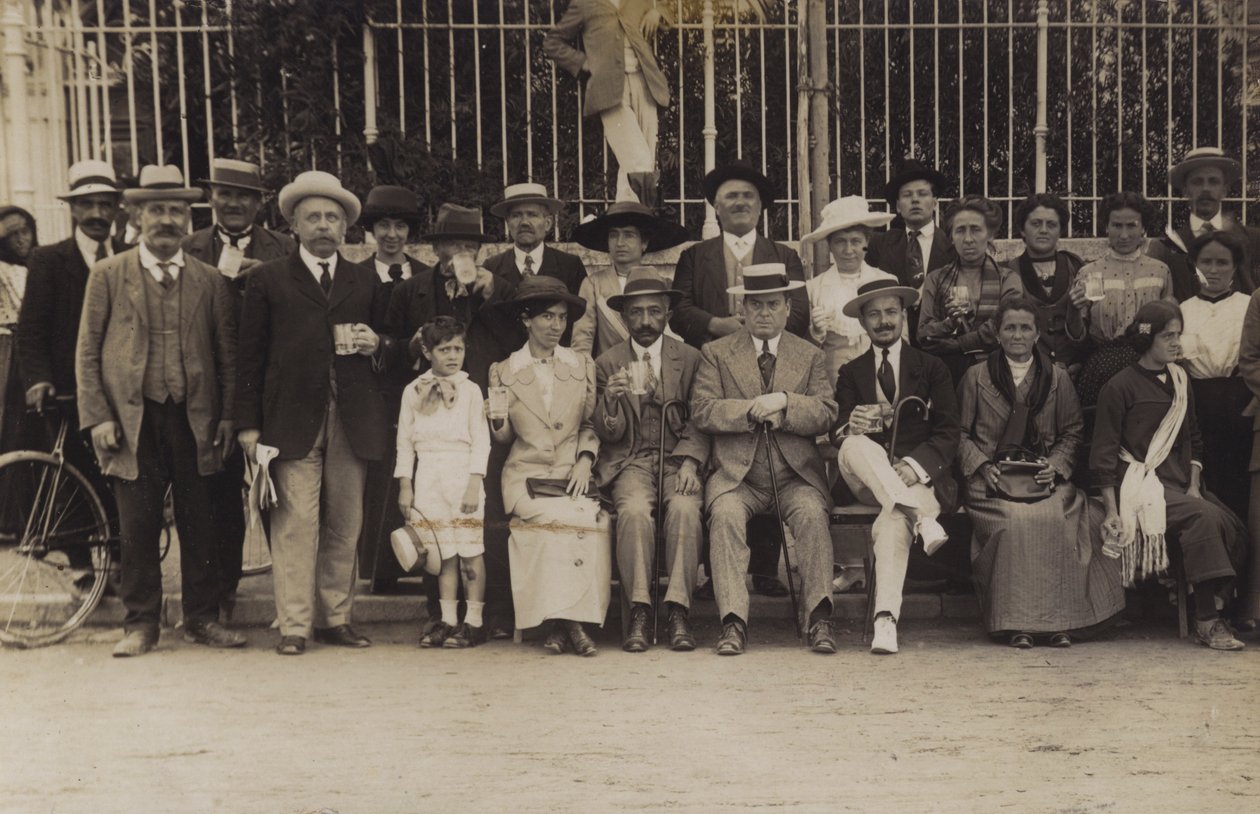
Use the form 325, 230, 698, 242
984, 401, 1053, 503
525, 477, 600, 500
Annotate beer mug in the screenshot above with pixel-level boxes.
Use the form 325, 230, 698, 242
1084, 270, 1106, 302
332, 323, 356, 355
488, 386, 510, 420
451, 252, 479, 287
626, 360, 650, 395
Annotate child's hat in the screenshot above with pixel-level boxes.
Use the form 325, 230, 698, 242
389, 517, 442, 576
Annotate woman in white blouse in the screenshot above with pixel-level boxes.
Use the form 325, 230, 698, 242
488, 276, 611, 656
1179, 230, 1251, 521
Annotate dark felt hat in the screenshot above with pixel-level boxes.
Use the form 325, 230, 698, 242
883, 159, 948, 205
702, 160, 776, 207
570, 202, 689, 253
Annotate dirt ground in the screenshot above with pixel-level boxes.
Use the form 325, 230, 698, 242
2, 617, 1257, 814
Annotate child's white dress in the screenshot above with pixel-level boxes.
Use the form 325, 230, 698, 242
394, 371, 491, 559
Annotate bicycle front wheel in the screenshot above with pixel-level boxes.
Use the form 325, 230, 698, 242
0, 451, 112, 647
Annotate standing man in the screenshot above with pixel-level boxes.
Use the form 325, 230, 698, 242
544, 1, 671, 204
236, 171, 391, 656
864, 159, 954, 290
672, 160, 807, 598
75, 165, 242, 656
691, 264, 839, 655
483, 182, 586, 295
593, 267, 708, 652
832, 279, 961, 656
1149, 146, 1260, 300
183, 157, 294, 621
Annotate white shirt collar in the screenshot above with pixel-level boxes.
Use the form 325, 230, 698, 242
1190, 212, 1225, 235
873, 338, 903, 368
373, 256, 411, 284
137, 242, 185, 281
752, 332, 782, 356
508, 343, 580, 374
907, 220, 935, 239
299, 244, 338, 280
723, 229, 757, 261
1006, 355, 1033, 386
75, 227, 113, 267
632, 334, 664, 360
514, 244, 545, 274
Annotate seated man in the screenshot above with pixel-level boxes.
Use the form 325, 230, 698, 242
594, 267, 708, 652
691, 263, 839, 655
832, 279, 961, 656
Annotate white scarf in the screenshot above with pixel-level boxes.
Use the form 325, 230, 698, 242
1114, 364, 1187, 586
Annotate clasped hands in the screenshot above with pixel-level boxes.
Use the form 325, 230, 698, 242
747, 392, 787, 428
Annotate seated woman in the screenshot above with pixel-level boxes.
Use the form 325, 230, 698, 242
918, 195, 1023, 386
799, 195, 897, 389
958, 298, 1124, 649
1091, 300, 1248, 651
1006, 193, 1089, 373
489, 276, 612, 656
1074, 191, 1175, 406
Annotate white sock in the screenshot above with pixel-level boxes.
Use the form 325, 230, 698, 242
440, 599, 459, 626
465, 601, 485, 628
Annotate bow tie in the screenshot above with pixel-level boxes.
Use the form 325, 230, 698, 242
218, 227, 251, 247
414, 374, 458, 415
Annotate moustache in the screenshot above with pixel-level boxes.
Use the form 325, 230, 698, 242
81, 218, 111, 229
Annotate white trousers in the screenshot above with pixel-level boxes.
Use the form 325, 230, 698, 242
600, 70, 658, 202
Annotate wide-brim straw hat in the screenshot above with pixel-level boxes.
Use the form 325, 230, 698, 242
726, 262, 805, 296
606, 266, 684, 311
1170, 146, 1241, 192
495, 273, 588, 320
489, 182, 565, 218
360, 185, 422, 231
883, 159, 948, 205
702, 160, 776, 206
799, 196, 896, 251
423, 202, 496, 243
842, 278, 920, 319
198, 157, 267, 193
571, 201, 689, 253
278, 170, 362, 226
59, 159, 121, 200
122, 164, 203, 204
389, 520, 442, 576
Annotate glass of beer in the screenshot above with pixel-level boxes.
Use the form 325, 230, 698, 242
1084, 270, 1106, 302
626, 360, 650, 395
333, 323, 356, 355
452, 252, 479, 287
488, 386, 510, 420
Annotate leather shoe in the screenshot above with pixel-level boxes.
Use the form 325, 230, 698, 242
752, 576, 789, 597
184, 620, 246, 648
542, 621, 567, 654
565, 620, 597, 656
313, 624, 371, 648
715, 618, 747, 656
112, 629, 157, 658
667, 605, 696, 652
444, 622, 485, 648
623, 605, 649, 652
275, 635, 306, 656
808, 618, 837, 654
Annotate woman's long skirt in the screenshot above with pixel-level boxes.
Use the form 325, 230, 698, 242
967, 475, 1125, 634
508, 495, 611, 629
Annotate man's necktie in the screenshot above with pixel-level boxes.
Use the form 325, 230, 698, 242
388, 263, 403, 283
220, 229, 247, 247
318, 261, 332, 295
158, 262, 175, 291
906, 229, 924, 286
524, 255, 535, 276
642, 351, 658, 396
878, 348, 896, 403
758, 340, 775, 391
1201, 222, 1217, 236
94, 241, 107, 262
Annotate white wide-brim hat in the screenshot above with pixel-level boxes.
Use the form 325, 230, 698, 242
59, 159, 121, 201
278, 170, 362, 226
1170, 146, 1241, 192
489, 182, 565, 218
389, 519, 442, 576
799, 195, 895, 251
122, 164, 203, 204
726, 262, 805, 296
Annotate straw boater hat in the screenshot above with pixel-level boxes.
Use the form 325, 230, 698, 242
496, 274, 587, 320
489, 182, 565, 219
799, 195, 897, 252
122, 165, 203, 204
198, 158, 267, 193
1170, 146, 1241, 192
423, 203, 495, 243
360, 185, 422, 231
726, 263, 805, 296
606, 266, 684, 311
842, 278, 920, 319
58, 159, 121, 200
571, 201, 689, 253
702, 159, 776, 206
389, 518, 442, 576
277, 170, 361, 225
883, 158, 947, 205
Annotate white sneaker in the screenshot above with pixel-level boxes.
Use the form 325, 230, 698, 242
917, 517, 949, 556
871, 615, 898, 655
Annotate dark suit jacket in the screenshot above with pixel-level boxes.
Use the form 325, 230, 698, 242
482, 246, 586, 347
592, 335, 709, 487
16, 234, 128, 395
182, 224, 295, 270
832, 341, 961, 510
670, 235, 809, 349
235, 251, 391, 461
1147, 217, 1260, 301
864, 226, 953, 287
382, 264, 519, 393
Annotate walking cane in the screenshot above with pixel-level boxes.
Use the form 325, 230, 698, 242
653, 399, 690, 645
761, 422, 803, 639
886, 396, 930, 465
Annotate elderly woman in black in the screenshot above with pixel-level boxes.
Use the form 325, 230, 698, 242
1091, 300, 1247, 651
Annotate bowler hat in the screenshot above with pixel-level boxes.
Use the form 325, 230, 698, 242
606, 266, 684, 311
571, 201, 689, 253
883, 159, 947, 206
122, 165, 203, 204
423, 203, 495, 243
277, 170, 362, 225
59, 159, 121, 200
842, 278, 920, 319
489, 182, 565, 219
1170, 146, 1241, 192
360, 185, 422, 231
199, 158, 267, 193
702, 160, 776, 207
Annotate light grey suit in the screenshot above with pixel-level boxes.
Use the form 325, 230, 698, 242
691, 330, 838, 625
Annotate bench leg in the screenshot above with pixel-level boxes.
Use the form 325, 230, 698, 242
862, 534, 877, 645
1175, 566, 1190, 640
513, 627, 523, 644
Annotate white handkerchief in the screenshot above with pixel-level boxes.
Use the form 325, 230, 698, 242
243, 443, 280, 528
